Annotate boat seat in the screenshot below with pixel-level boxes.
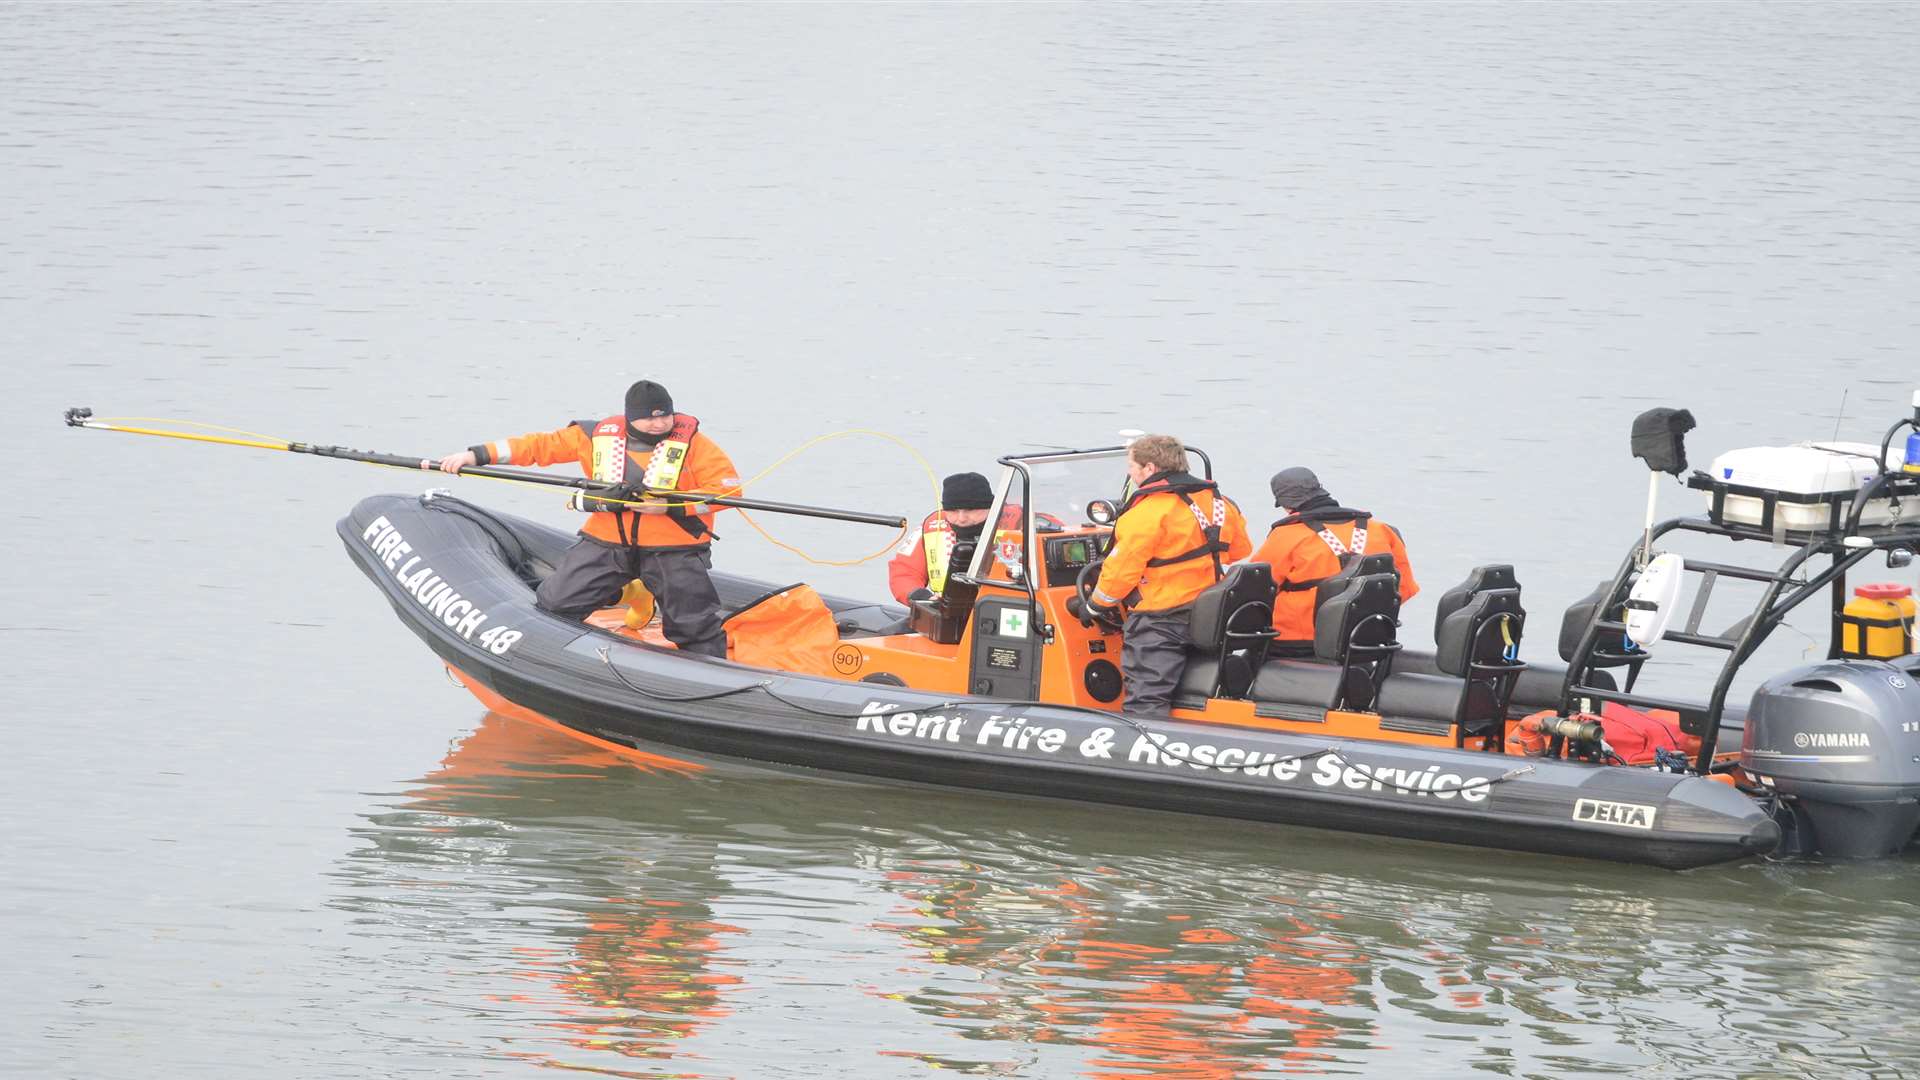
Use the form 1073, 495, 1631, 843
1561, 578, 1648, 690
1313, 551, 1398, 610
1434, 564, 1517, 628
1249, 659, 1370, 715
1376, 586, 1526, 746
906, 575, 980, 646
1184, 562, 1278, 699
1395, 650, 1614, 716
1174, 657, 1223, 710
1250, 570, 1401, 712
1510, 662, 1610, 713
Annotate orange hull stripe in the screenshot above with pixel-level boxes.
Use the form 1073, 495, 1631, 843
446, 663, 705, 773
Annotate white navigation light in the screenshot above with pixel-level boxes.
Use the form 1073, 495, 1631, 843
1624, 552, 1685, 647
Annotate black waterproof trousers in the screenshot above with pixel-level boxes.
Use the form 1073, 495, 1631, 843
1121, 607, 1193, 717
536, 537, 728, 657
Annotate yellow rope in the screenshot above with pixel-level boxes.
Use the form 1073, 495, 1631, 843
658, 428, 942, 506
734, 509, 908, 567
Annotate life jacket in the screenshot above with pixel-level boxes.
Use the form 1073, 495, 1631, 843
921, 512, 962, 595
571, 413, 706, 544
921, 506, 1019, 594
1120, 471, 1231, 580
1270, 506, 1374, 593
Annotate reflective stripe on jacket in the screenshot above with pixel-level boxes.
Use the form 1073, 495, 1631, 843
1253, 517, 1417, 641
1093, 477, 1252, 612
886, 505, 1022, 604
486, 413, 739, 549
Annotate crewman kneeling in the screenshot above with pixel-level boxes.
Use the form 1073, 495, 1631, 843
437, 379, 739, 658
1253, 466, 1417, 657
1066, 435, 1251, 717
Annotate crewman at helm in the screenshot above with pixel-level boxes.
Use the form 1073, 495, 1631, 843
887, 472, 1008, 604
1252, 466, 1417, 657
437, 379, 741, 658
1065, 435, 1252, 717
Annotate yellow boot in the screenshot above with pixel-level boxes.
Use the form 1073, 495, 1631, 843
621, 579, 657, 630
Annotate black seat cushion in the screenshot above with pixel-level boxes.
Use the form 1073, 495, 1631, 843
1393, 651, 1614, 716
1249, 659, 1347, 711
1376, 671, 1467, 724
1173, 652, 1260, 704
1506, 662, 1613, 714
1377, 671, 1502, 732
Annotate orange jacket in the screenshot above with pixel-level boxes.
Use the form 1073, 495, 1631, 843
1252, 515, 1417, 642
887, 505, 1025, 604
480, 415, 740, 549
1092, 474, 1252, 613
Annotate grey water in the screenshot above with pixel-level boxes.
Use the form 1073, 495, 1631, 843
5, 3, 1918, 1077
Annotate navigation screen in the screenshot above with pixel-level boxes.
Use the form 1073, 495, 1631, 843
1056, 539, 1089, 565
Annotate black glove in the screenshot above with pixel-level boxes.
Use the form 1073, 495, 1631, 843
571, 482, 642, 514
907, 587, 934, 603
1066, 595, 1115, 627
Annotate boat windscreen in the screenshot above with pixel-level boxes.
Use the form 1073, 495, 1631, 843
1021, 449, 1131, 530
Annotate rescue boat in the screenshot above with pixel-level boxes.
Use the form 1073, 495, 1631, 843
336, 403, 1920, 870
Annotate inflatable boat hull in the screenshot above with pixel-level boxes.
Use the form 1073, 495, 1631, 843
339, 494, 1781, 870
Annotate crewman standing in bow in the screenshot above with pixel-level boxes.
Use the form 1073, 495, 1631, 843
1253, 466, 1417, 656
437, 380, 741, 657
1067, 435, 1252, 717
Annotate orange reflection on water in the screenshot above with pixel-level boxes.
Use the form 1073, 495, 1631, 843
420, 712, 741, 1073
875, 866, 1375, 1077
533, 896, 745, 1063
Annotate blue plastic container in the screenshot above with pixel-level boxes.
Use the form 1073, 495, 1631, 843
1907, 429, 1920, 474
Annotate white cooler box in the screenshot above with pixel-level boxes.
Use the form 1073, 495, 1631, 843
1706, 442, 1904, 531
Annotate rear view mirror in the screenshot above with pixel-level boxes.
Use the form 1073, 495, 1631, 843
1086, 499, 1117, 526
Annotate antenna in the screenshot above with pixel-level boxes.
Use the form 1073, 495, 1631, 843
1830, 388, 1849, 444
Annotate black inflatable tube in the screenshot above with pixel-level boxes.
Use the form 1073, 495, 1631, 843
337, 494, 1780, 871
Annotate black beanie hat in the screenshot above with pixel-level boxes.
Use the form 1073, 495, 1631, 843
941, 472, 994, 511
625, 379, 674, 420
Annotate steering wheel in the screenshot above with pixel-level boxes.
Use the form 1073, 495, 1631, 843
1073, 557, 1124, 631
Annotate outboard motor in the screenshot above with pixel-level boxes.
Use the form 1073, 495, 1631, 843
1742, 658, 1920, 857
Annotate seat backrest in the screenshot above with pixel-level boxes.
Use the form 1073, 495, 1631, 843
1189, 562, 1277, 653
1558, 578, 1630, 663
1436, 588, 1526, 678
1312, 572, 1401, 710
1312, 572, 1401, 663
1434, 564, 1519, 639
1312, 551, 1396, 612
